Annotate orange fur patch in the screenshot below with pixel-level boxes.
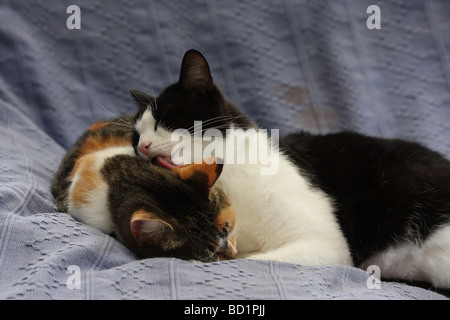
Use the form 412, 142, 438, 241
215, 205, 236, 232
78, 134, 131, 158
216, 204, 237, 258
175, 161, 220, 188
70, 155, 101, 206
88, 120, 108, 131
131, 209, 153, 221
69, 119, 133, 207
229, 235, 236, 248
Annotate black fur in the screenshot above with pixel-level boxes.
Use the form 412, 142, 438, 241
281, 131, 450, 266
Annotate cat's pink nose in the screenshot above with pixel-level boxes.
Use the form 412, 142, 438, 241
138, 142, 152, 157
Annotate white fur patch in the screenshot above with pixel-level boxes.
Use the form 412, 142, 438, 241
135, 110, 176, 159
214, 133, 353, 266
361, 225, 450, 287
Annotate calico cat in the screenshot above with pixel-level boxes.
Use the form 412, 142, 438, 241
130, 49, 450, 289
51, 116, 237, 262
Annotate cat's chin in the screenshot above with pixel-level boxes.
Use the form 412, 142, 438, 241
155, 155, 183, 169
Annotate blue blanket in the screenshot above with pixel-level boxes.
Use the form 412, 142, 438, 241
0, 0, 448, 299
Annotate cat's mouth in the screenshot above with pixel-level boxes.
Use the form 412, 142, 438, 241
153, 155, 184, 169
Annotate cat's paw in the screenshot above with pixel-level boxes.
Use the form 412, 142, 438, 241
187, 259, 204, 264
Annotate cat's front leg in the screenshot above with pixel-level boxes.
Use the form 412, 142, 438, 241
244, 239, 353, 267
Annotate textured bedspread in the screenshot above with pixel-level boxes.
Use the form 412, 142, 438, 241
0, 0, 449, 299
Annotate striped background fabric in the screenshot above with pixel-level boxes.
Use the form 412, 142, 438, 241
0, 0, 448, 299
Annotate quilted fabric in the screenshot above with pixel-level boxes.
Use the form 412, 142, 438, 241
0, 0, 449, 299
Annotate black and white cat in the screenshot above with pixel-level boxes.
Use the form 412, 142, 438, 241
131, 50, 450, 289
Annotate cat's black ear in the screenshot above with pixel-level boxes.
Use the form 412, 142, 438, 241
129, 89, 156, 110
179, 49, 213, 90
173, 157, 223, 197
130, 210, 174, 245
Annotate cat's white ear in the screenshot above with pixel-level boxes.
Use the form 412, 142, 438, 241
179, 49, 213, 90
173, 157, 223, 197
130, 210, 174, 245
129, 89, 156, 110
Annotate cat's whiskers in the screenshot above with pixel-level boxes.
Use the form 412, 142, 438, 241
121, 131, 133, 139
97, 104, 134, 129
184, 115, 237, 132
186, 114, 248, 134
109, 122, 134, 129
197, 114, 245, 128
151, 87, 158, 113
